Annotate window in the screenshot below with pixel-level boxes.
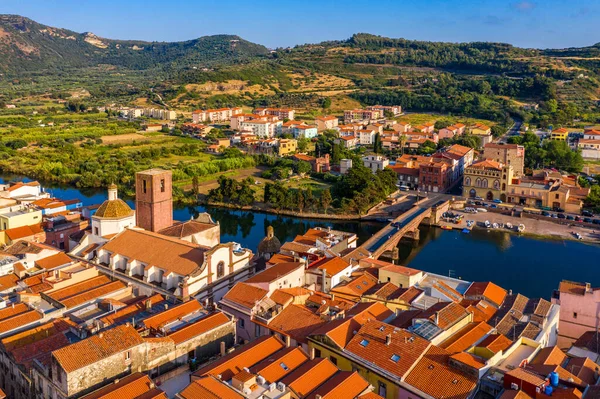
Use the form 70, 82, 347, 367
555, 194, 560, 199
314, 348, 321, 358
391, 354, 401, 362
465, 177, 471, 186
239, 318, 245, 328
378, 381, 387, 397
359, 339, 369, 347
125, 351, 131, 360
280, 362, 289, 371
574, 312, 578, 319
217, 262, 225, 279
255, 324, 261, 338
387, 277, 391, 282
94, 227, 99, 235
160, 179, 165, 193
330, 356, 337, 365
142, 180, 147, 194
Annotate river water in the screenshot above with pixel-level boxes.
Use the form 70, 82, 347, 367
3, 174, 598, 299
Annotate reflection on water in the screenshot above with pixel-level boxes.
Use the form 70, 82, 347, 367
398, 225, 600, 299
2, 173, 598, 299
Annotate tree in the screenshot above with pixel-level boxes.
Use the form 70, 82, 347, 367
295, 161, 312, 176
373, 133, 383, 154
585, 185, 600, 212
297, 138, 309, 152
192, 175, 200, 196
321, 98, 332, 109
297, 190, 306, 213
222, 147, 244, 158
320, 189, 332, 213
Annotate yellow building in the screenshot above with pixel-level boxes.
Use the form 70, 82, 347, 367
550, 128, 569, 141
277, 139, 297, 156
462, 160, 514, 201
0, 207, 43, 231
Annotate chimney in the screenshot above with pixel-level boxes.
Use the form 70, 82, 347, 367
310, 347, 316, 360
220, 341, 226, 356
386, 334, 392, 345
586, 283, 592, 293
285, 335, 291, 348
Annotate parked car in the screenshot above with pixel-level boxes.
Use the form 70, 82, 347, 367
541, 211, 550, 217
491, 204, 497, 208
399, 185, 409, 191
582, 210, 594, 217
553, 207, 565, 213
584, 218, 593, 223
551, 214, 558, 218
566, 215, 575, 221
474, 196, 483, 201
474, 201, 482, 206
575, 216, 582, 222
557, 213, 566, 219
593, 219, 600, 225
493, 199, 503, 204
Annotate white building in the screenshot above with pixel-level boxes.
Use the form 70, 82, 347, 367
362, 155, 389, 173
90, 184, 136, 238
358, 129, 376, 145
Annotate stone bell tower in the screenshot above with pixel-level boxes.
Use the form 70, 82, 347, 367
135, 169, 173, 232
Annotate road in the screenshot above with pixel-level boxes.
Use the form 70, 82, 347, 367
496, 120, 522, 144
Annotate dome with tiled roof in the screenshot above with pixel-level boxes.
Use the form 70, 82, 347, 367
257, 226, 281, 255
94, 184, 134, 219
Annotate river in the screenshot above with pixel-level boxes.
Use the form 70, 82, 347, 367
2, 174, 598, 300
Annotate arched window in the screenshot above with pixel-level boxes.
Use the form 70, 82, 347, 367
482, 179, 488, 188
493, 179, 500, 190
217, 262, 225, 279
475, 178, 481, 188
465, 177, 471, 186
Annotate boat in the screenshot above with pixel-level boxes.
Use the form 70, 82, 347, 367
518, 224, 525, 232
506, 222, 513, 229
573, 232, 583, 240
462, 228, 471, 234
484, 220, 491, 228
441, 225, 453, 230
492, 223, 499, 229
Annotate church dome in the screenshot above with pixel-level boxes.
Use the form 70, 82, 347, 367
94, 184, 134, 219
94, 199, 134, 219
257, 226, 281, 255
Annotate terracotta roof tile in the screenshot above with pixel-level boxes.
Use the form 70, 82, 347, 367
52, 324, 144, 373
179, 376, 243, 399
249, 347, 309, 383
193, 336, 286, 381
531, 346, 567, 366
0, 309, 42, 334
101, 229, 206, 277
439, 322, 492, 353
417, 302, 470, 330
80, 372, 168, 399
4, 224, 43, 240
245, 262, 303, 284
476, 333, 512, 354
450, 352, 486, 370
404, 346, 477, 399
346, 321, 430, 378
59, 281, 127, 309
142, 300, 202, 330
256, 304, 326, 344
221, 283, 268, 309
34, 252, 73, 270
465, 282, 507, 307
157, 220, 216, 238
280, 358, 338, 397
168, 312, 230, 345
0, 274, 19, 292
305, 371, 370, 399
308, 256, 350, 277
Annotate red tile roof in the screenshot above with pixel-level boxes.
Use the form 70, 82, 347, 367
308, 256, 350, 277
221, 282, 268, 309
305, 371, 370, 399
249, 347, 309, 383
80, 372, 167, 399
245, 262, 303, 284
192, 336, 286, 381
475, 333, 512, 354
168, 312, 230, 345
34, 252, 73, 270
439, 322, 492, 353
404, 346, 477, 399
142, 299, 203, 331
256, 304, 326, 344
179, 376, 244, 399
280, 358, 339, 397
52, 324, 144, 373
465, 281, 507, 307
346, 320, 430, 378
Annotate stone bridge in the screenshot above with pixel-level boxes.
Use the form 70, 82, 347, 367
344, 198, 450, 262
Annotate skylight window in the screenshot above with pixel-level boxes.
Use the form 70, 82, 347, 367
360, 339, 369, 347
280, 362, 288, 371
391, 354, 401, 362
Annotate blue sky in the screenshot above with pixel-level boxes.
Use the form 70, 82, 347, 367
2, 0, 598, 49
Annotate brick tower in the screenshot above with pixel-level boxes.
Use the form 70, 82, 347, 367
135, 169, 173, 232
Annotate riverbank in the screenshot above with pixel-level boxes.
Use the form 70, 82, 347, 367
452, 208, 600, 244
200, 200, 365, 220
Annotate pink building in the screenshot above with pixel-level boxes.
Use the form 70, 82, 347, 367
553, 280, 600, 349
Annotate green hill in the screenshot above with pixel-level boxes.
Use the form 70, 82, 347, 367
0, 14, 270, 74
